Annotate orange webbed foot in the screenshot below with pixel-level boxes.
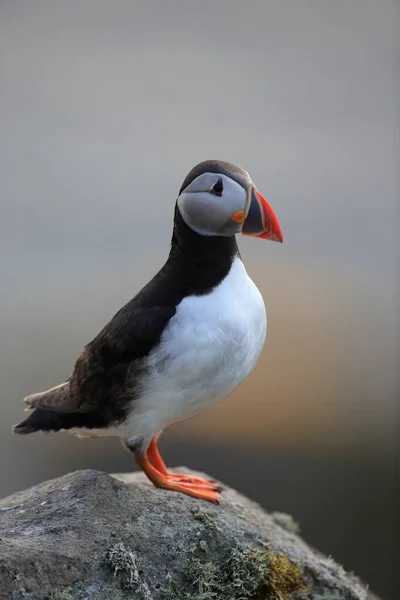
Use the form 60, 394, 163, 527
159, 479, 221, 504
166, 473, 223, 492
135, 442, 223, 504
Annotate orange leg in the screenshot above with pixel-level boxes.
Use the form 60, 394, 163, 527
146, 437, 220, 488
135, 437, 223, 503
146, 437, 168, 475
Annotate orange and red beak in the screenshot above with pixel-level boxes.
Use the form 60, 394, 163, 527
242, 184, 283, 243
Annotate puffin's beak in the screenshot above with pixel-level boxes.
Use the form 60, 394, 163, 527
242, 184, 283, 242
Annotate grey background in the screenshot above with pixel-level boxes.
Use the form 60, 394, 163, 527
0, 1, 398, 598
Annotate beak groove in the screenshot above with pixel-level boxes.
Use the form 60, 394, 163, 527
242, 185, 283, 243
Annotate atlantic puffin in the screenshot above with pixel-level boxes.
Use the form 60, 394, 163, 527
14, 160, 283, 504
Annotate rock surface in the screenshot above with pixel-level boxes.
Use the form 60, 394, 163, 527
0, 469, 375, 600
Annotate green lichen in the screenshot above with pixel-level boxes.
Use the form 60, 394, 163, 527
225, 547, 270, 598
188, 539, 210, 555
198, 540, 210, 554
105, 542, 155, 597
49, 592, 72, 600
106, 542, 139, 590
162, 572, 181, 600
271, 512, 301, 535
182, 545, 306, 600
319, 556, 346, 579
186, 558, 219, 599
191, 506, 218, 531
47, 586, 85, 600
137, 581, 153, 599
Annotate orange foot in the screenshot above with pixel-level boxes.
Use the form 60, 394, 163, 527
166, 473, 222, 490
135, 438, 223, 504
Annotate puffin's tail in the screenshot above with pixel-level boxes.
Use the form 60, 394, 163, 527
14, 381, 77, 434
13, 407, 105, 435
14, 381, 106, 434
23, 381, 71, 412
13, 409, 72, 434
13, 381, 84, 434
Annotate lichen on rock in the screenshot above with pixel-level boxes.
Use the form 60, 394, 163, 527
0, 468, 374, 600
106, 542, 140, 589
271, 512, 301, 536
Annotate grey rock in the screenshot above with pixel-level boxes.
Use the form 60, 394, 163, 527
0, 469, 376, 600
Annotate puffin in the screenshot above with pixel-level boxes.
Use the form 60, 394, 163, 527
14, 160, 283, 504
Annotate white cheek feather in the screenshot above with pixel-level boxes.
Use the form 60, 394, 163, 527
118, 256, 267, 448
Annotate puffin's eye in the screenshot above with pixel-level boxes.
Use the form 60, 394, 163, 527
211, 178, 223, 196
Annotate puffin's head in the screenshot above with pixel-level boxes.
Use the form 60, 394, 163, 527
177, 160, 283, 242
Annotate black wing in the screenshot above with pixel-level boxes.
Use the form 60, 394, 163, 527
68, 302, 176, 414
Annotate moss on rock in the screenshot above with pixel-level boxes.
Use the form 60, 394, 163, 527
191, 506, 218, 531
182, 545, 306, 600
105, 541, 140, 589
271, 512, 301, 536
0, 469, 372, 600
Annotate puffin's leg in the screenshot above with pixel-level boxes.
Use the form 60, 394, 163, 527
134, 452, 221, 504
146, 436, 221, 488
146, 437, 168, 475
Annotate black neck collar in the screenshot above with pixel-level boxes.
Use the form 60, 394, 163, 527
166, 205, 239, 296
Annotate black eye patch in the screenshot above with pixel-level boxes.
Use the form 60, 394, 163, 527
210, 178, 223, 196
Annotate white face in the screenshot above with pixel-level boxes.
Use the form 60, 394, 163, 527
177, 172, 251, 237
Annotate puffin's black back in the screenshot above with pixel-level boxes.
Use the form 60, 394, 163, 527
15, 207, 239, 434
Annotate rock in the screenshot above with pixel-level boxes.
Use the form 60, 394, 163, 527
0, 468, 375, 600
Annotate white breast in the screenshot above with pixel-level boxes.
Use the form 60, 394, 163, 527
121, 256, 266, 448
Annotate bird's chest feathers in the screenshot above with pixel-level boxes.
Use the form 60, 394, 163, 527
141, 257, 266, 423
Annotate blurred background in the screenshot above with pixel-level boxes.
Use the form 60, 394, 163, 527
0, 1, 398, 598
